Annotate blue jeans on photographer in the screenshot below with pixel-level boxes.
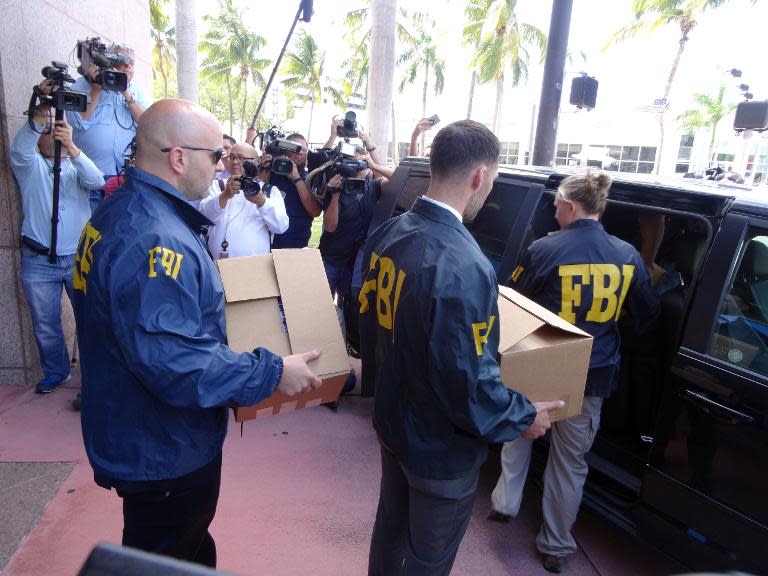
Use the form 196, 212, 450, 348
20, 247, 75, 383
324, 261, 352, 302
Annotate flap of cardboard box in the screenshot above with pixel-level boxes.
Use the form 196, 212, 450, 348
498, 286, 591, 340
272, 249, 350, 377
497, 292, 546, 352
216, 254, 280, 303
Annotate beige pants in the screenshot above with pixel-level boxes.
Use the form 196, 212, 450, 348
491, 396, 604, 557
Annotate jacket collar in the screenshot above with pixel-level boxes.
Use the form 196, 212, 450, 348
125, 167, 213, 230
411, 196, 467, 234
566, 218, 603, 231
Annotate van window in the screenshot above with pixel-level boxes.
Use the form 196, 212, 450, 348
708, 230, 768, 376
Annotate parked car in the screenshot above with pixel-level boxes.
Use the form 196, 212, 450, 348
357, 157, 768, 574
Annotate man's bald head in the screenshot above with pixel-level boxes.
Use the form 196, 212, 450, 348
135, 99, 223, 200
228, 142, 259, 176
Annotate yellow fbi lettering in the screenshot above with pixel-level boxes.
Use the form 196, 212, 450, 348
148, 246, 184, 279
73, 222, 102, 294
472, 316, 496, 356
358, 251, 407, 331
558, 264, 634, 323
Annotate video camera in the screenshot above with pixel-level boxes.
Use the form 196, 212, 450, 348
306, 141, 369, 198
34, 62, 88, 113
260, 126, 302, 177
336, 111, 358, 138
76, 37, 129, 92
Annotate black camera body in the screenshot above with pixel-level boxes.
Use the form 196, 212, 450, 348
261, 126, 301, 177
76, 37, 129, 92
336, 111, 359, 138
239, 161, 262, 196
37, 62, 88, 112
306, 141, 369, 199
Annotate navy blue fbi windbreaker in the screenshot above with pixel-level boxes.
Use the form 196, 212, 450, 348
512, 219, 660, 397
359, 198, 537, 480
72, 167, 284, 486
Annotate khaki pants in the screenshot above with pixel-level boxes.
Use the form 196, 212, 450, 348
491, 396, 603, 558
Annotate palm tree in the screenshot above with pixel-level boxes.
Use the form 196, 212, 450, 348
281, 31, 346, 140
464, 0, 547, 133
200, 0, 271, 140
175, 0, 198, 102
150, 0, 175, 98
398, 16, 445, 151
606, 0, 741, 175
676, 85, 736, 167
343, 2, 421, 102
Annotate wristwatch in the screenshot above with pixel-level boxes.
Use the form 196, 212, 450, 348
366, 144, 376, 152
292, 176, 303, 184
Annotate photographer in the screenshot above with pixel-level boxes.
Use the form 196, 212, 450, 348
319, 117, 388, 300
271, 133, 322, 249
10, 81, 104, 394
198, 142, 288, 259
67, 41, 149, 211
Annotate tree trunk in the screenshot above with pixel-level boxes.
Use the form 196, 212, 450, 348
226, 75, 234, 136
175, 0, 199, 103
421, 60, 429, 154
240, 71, 249, 142
158, 51, 168, 98
708, 121, 719, 167
391, 101, 398, 163
492, 72, 504, 134
308, 98, 315, 143
367, 0, 397, 159
653, 27, 689, 175
466, 70, 477, 119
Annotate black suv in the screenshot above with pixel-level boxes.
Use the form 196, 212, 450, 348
361, 158, 768, 574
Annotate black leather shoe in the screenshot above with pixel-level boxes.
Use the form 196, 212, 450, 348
543, 555, 564, 573
487, 509, 512, 523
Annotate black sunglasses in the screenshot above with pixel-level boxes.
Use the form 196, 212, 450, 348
161, 145, 224, 165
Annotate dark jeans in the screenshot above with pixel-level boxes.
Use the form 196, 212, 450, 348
368, 444, 479, 576
115, 453, 222, 568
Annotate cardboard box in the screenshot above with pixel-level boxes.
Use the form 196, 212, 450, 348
496, 286, 593, 422
216, 249, 351, 422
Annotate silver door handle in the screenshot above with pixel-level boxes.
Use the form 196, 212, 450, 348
683, 389, 755, 424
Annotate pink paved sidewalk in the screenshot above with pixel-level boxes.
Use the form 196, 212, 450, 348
0, 376, 672, 575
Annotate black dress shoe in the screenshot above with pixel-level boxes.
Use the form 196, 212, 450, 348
487, 509, 512, 523
543, 555, 565, 573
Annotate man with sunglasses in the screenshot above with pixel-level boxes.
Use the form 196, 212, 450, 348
198, 142, 289, 259
270, 133, 322, 249
72, 99, 320, 568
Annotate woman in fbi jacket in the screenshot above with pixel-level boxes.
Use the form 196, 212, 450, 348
489, 170, 660, 573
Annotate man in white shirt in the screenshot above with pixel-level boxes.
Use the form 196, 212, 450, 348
198, 143, 288, 259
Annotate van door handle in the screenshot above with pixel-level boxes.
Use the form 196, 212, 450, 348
683, 389, 755, 424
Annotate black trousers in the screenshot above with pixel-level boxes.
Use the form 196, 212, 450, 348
368, 444, 479, 576
115, 452, 222, 568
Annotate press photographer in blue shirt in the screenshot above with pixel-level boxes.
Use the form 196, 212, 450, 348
10, 80, 104, 395
67, 40, 149, 212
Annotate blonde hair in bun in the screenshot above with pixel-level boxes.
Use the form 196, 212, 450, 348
557, 170, 612, 215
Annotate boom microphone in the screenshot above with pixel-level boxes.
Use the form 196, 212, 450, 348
92, 53, 111, 68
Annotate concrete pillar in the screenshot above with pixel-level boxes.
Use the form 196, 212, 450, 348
0, 1, 151, 387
